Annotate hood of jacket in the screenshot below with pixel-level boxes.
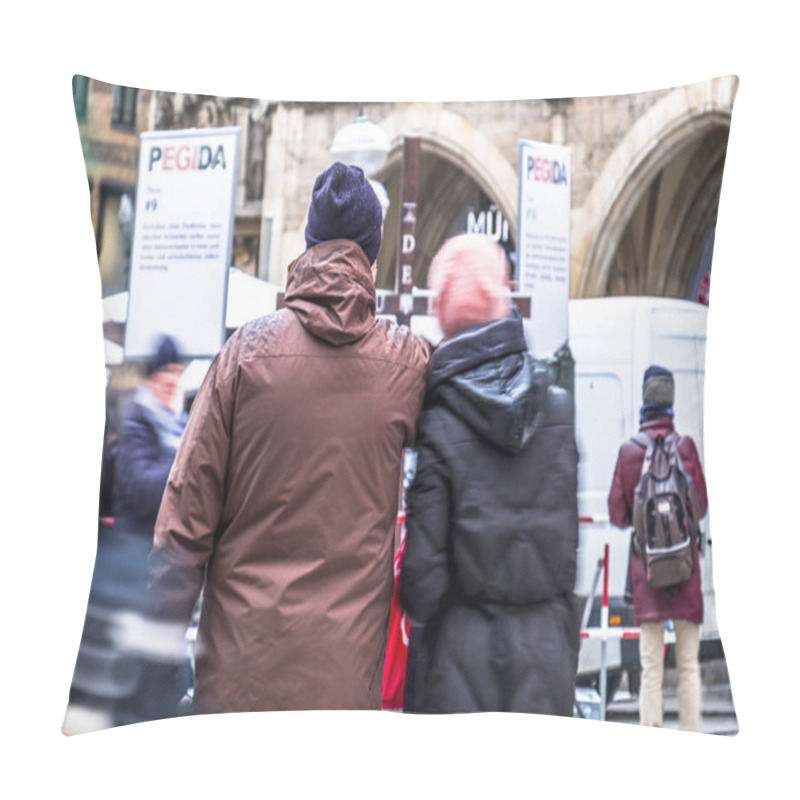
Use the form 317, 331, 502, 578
426, 309, 548, 452
283, 239, 376, 346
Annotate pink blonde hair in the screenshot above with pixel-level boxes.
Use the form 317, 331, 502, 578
428, 234, 511, 339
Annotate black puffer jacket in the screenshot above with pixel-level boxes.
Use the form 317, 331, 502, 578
400, 311, 580, 714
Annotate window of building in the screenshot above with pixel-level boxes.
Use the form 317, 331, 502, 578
72, 75, 89, 122
111, 85, 138, 130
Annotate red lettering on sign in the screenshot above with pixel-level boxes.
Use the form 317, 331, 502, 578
163, 146, 175, 171
533, 157, 554, 183
176, 145, 192, 170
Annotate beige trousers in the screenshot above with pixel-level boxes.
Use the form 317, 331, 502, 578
639, 619, 702, 732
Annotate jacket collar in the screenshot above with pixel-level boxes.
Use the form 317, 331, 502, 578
284, 240, 376, 346
639, 416, 675, 434
425, 309, 547, 453
427, 307, 527, 395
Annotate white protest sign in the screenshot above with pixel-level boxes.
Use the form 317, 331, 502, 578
124, 127, 240, 359
516, 140, 572, 357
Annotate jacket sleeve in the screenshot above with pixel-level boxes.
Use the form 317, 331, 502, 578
147, 350, 235, 626
115, 409, 176, 522
680, 436, 709, 520
399, 412, 452, 625
608, 445, 633, 529
402, 334, 434, 448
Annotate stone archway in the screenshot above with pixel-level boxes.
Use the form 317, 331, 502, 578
574, 76, 738, 300
372, 107, 518, 289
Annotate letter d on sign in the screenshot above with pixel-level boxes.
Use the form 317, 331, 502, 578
402, 234, 416, 255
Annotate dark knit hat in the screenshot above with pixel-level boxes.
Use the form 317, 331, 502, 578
145, 334, 182, 376
643, 365, 675, 405
304, 162, 383, 265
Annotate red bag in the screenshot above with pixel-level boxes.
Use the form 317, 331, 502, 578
382, 537, 410, 711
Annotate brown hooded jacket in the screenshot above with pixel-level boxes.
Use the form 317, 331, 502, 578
148, 240, 431, 714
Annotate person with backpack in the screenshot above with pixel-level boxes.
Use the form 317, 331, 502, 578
608, 365, 708, 732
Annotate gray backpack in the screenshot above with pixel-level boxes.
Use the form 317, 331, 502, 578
632, 432, 699, 589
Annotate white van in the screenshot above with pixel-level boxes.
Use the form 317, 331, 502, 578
569, 296, 720, 695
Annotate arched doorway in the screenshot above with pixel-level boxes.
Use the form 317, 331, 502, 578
374, 148, 516, 291
369, 107, 519, 292
575, 76, 737, 305
601, 125, 729, 302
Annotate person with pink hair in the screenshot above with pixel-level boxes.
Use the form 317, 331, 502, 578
400, 233, 580, 714
427, 233, 512, 339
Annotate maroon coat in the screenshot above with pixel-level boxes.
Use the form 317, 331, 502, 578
607, 416, 708, 625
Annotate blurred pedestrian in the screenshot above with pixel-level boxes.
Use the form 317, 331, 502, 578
608, 365, 709, 732
400, 233, 581, 714
113, 333, 186, 541
147, 162, 432, 716
65, 334, 187, 731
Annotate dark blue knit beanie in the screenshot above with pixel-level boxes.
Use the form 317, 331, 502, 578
304, 162, 383, 265
146, 334, 182, 376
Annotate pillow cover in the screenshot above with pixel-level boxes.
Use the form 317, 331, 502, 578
63, 75, 738, 735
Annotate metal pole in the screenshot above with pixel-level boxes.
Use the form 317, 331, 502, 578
581, 557, 605, 632
599, 542, 609, 721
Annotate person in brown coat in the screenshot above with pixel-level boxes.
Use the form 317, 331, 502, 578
608, 365, 708, 732
146, 162, 432, 716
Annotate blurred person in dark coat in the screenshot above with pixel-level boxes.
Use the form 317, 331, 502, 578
400, 233, 581, 714
113, 334, 186, 540
608, 365, 708, 732
65, 334, 187, 731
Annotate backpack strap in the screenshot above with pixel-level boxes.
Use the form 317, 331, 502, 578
660, 431, 691, 484
659, 431, 701, 535
631, 433, 655, 479
669, 432, 701, 533
663, 430, 680, 450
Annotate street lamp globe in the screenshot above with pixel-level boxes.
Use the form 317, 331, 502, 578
330, 115, 390, 177
369, 179, 390, 219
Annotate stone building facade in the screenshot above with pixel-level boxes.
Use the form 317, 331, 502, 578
72, 76, 154, 296
77, 75, 737, 309
250, 78, 735, 304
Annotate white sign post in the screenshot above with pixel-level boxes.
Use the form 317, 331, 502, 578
124, 127, 241, 360
516, 140, 572, 357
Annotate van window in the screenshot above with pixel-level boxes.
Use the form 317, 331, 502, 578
575, 373, 626, 511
